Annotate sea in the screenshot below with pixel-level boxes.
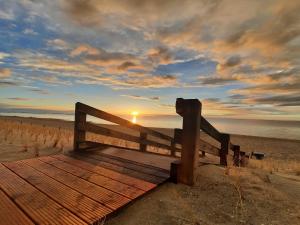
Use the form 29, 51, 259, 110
1, 112, 300, 141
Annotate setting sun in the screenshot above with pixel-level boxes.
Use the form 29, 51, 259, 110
131, 111, 139, 124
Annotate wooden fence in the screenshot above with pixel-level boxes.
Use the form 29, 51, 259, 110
73, 98, 243, 186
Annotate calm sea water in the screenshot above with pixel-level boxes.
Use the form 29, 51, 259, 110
1, 112, 300, 140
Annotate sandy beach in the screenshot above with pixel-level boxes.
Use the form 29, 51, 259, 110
0, 116, 300, 225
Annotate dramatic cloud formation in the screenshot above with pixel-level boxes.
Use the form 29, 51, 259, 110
0, 0, 299, 119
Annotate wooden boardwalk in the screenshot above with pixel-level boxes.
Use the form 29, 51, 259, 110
0, 149, 172, 225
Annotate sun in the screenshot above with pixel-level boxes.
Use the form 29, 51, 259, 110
131, 111, 139, 124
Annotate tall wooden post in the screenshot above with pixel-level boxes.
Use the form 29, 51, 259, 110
139, 132, 147, 152
73, 102, 86, 151
175, 98, 201, 185
220, 133, 230, 166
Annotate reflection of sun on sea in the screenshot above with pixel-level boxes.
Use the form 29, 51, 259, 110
131, 111, 139, 124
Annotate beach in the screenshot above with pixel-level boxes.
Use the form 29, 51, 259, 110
0, 116, 300, 225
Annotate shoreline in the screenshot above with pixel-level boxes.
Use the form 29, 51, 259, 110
1, 115, 300, 143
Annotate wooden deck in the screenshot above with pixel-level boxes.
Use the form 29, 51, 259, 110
0, 148, 173, 225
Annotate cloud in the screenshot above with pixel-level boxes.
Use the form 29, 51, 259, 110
29, 88, 49, 95
14, 51, 100, 76
6, 97, 30, 101
78, 73, 178, 89
250, 95, 300, 107
0, 8, 14, 20
121, 95, 160, 101
84, 49, 138, 67
0, 52, 10, 60
197, 76, 237, 86
217, 55, 242, 72
32, 75, 72, 86
70, 44, 99, 57
0, 103, 73, 115
0, 81, 18, 87
147, 46, 173, 65
47, 39, 71, 50
23, 28, 38, 35
0, 68, 11, 78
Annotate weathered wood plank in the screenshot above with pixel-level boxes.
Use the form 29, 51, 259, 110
21, 158, 131, 210
76, 102, 173, 141
0, 164, 86, 225
91, 151, 170, 174
39, 156, 145, 199
52, 155, 156, 191
72, 154, 166, 184
200, 116, 223, 143
0, 189, 34, 225
4, 161, 112, 224
84, 152, 169, 179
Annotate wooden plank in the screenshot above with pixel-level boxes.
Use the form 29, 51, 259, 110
21, 158, 131, 210
92, 151, 170, 174
80, 122, 177, 152
84, 152, 169, 179
52, 155, 156, 191
200, 116, 223, 143
39, 156, 145, 199
72, 154, 165, 184
173, 129, 220, 156
4, 161, 112, 224
175, 98, 201, 185
0, 189, 34, 225
76, 102, 173, 141
74, 102, 86, 151
0, 164, 86, 225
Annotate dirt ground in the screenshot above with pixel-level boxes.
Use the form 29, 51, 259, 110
107, 165, 300, 225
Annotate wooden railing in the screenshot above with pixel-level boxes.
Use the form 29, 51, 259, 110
73, 100, 243, 185
73, 102, 180, 156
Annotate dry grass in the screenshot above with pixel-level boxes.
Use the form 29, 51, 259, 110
248, 158, 300, 175
0, 119, 144, 161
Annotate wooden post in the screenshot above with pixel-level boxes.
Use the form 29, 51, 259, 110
220, 133, 230, 166
233, 145, 240, 166
175, 98, 201, 185
139, 132, 147, 152
73, 102, 86, 151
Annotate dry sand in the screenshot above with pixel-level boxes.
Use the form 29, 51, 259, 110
0, 116, 300, 225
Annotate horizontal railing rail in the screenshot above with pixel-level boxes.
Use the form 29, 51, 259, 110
74, 102, 180, 156
76, 102, 173, 141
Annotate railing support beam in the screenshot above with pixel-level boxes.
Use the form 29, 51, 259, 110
175, 98, 202, 185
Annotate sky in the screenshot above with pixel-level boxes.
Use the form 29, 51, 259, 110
0, 0, 299, 120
